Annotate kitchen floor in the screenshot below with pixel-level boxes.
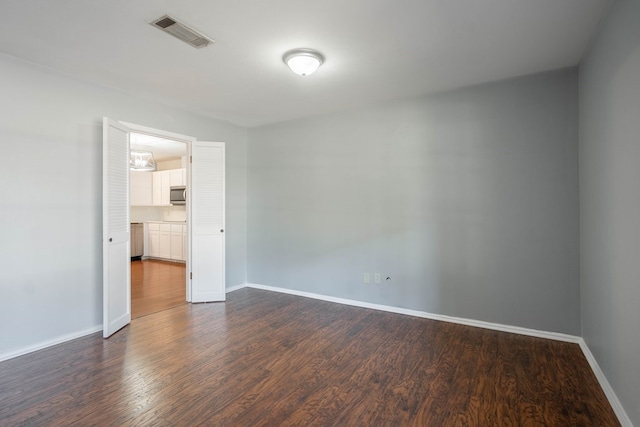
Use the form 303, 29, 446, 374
131, 259, 186, 319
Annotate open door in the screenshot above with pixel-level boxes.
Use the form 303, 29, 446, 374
102, 118, 131, 337
190, 141, 225, 302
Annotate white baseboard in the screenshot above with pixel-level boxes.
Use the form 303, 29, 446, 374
0, 325, 102, 363
578, 339, 633, 426
245, 283, 580, 343
0, 286, 252, 362
226, 283, 248, 293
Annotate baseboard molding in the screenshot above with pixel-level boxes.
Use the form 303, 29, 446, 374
0, 285, 252, 362
0, 325, 102, 363
226, 283, 248, 293
246, 283, 580, 343
578, 339, 633, 426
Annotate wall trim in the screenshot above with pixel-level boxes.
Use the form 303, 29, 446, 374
0, 325, 102, 363
0, 284, 251, 362
226, 283, 248, 293
578, 339, 633, 426
245, 283, 580, 343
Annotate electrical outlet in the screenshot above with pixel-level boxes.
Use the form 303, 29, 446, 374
374, 273, 381, 284
363, 272, 370, 284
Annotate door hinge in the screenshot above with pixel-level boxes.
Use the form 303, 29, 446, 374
190, 272, 193, 280
190, 155, 193, 163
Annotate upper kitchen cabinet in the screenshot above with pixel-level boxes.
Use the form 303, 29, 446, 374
152, 168, 185, 206
152, 170, 172, 206
130, 168, 186, 206
170, 168, 186, 187
130, 171, 153, 206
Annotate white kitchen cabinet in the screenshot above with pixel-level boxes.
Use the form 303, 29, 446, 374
170, 224, 185, 260
130, 171, 153, 206
170, 169, 185, 187
151, 168, 185, 206
146, 221, 186, 262
162, 172, 171, 205
152, 171, 170, 206
152, 172, 162, 206
148, 222, 160, 257
183, 226, 187, 261
159, 223, 171, 259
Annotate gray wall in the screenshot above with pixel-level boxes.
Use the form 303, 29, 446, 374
579, 0, 640, 424
248, 69, 580, 335
0, 53, 247, 356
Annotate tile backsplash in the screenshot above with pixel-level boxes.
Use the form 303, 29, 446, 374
163, 206, 187, 222
131, 206, 186, 223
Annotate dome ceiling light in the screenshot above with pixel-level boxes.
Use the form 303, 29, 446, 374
283, 48, 324, 76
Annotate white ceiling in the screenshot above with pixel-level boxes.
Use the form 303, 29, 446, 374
131, 133, 186, 162
0, 0, 611, 128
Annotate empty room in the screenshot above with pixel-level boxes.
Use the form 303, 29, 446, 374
0, 0, 638, 425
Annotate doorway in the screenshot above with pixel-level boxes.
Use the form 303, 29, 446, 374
130, 132, 188, 319
103, 117, 226, 338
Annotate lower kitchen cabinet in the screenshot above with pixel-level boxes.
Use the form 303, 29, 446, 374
159, 224, 171, 259
145, 222, 186, 262
148, 223, 160, 257
170, 224, 185, 260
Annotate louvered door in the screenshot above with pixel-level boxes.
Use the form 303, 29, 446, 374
190, 142, 225, 302
102, 118, 131, 337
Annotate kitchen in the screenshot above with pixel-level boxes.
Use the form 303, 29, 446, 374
129, 132, 188, 318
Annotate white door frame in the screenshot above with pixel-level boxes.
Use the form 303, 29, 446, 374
120, 121, 196, 302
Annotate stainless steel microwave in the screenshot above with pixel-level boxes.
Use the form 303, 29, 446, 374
170, 186, 186, 205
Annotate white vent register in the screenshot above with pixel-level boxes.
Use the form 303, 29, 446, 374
150, 15, 214, 49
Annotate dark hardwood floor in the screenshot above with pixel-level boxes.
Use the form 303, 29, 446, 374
0, 288, 619, 426
131, 259, 186, 319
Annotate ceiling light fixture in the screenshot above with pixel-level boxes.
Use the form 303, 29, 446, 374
130, 150, 157, 171
283, 48, 324, 76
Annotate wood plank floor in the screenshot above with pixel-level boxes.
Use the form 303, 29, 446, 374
0, 288, 619, 426
131, 259, 186, 319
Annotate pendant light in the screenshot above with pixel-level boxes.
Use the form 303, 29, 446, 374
130, 150, 157, 171
283, 48, 324, 76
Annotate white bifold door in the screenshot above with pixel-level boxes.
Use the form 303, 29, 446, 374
190, 141, 226, 303
102, 120, 226, 339
102, 118, 131, 338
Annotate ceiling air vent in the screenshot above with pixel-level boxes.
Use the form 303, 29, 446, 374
150, 15, 214, 49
